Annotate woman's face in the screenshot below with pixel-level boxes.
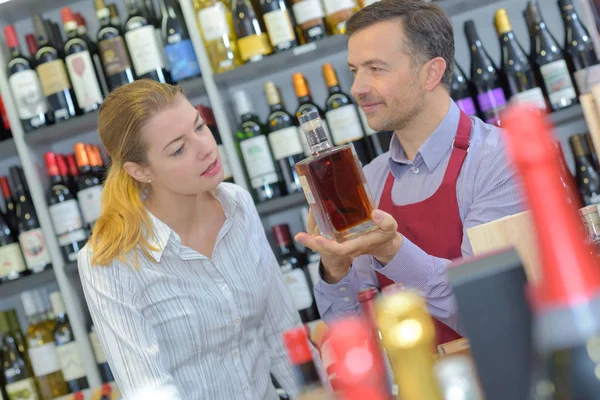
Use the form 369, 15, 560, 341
135, 96, 224, 196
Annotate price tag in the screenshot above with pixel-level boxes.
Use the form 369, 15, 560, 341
293, 42, 318, 56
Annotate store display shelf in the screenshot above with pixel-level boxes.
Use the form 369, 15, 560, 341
256, 192, 307, 217
0, 268, 55, 299
0, 138, 18, 160
550, 104, 584, 128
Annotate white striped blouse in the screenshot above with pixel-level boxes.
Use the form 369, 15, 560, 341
78, 183, 301, 400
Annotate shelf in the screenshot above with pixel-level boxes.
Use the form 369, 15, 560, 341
550, 104, 584, 128
0, 138, 18, 160
65, 261, 78, 274
256, 192, 307, 217
0, 0, 75, 22
0, 268, 56, 299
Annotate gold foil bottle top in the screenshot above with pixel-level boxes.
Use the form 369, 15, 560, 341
322, 63, 339, 88
494, 8, 512, 35
264, 81, 281, 106
570, 134, 587, 157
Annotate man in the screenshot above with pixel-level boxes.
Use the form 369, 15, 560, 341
295, 0, 524, 343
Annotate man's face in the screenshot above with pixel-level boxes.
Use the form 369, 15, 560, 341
348, 20, 426, 132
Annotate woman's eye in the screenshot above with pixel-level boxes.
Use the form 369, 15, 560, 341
195, 123, 206, 132
172, 145, 185, 157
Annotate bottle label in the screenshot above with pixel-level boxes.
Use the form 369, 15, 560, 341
511, 87, 547, 111
165, 40, 201, 82
357, 107, 377, 136
98, 36, 133, 76
28, 343, 61, 377
323, 0, 356, 15
574, 63, 600, 95
293, 0, 325, 25
238, 34, 271, 62
0, 243, 27, 279
268, 126, 304, 160
77, 186, 104, 226
48, 199, 84, 235
455, 97, 478, 117
476, 88, 506, 123
8, 70, 48, 121
326, 104, 365, 144
282, 268, 314, 310
217, 144, 233, 181
89, 331, 108, 363
239, 136, 279, 189
65, 51, 104, 112
263, 9, 296, 47
125, 25, 166, 76
198, 3, 230, 41
56, 342, 87, 381
540, 60, 577, 108
5, 377, 40, 400
299, 175, 316, 204
36, 60, 71, 96
18, 228, 51, 270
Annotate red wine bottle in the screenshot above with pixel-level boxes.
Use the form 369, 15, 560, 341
450, 61, 478, 117
0, 176, 18, 235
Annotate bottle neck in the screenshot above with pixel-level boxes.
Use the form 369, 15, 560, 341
50, 174, 63, 186
9, 45, 21, 59
269, 103, 283, 113
27, 312, 47, 326
64, 21, 78, 38
298, 95, 312, 105
328, 84, 341, 94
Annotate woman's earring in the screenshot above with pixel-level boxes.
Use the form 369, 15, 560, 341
147, 179, 152, 183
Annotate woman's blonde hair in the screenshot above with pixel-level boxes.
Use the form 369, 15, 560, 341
90, 80, 183, 267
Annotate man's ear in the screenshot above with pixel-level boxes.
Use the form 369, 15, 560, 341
422, 57, 447, 92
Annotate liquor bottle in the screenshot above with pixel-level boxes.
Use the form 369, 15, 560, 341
74, 143, 103, 230
61, 7, 105, 114
291, 0, 327, 44
123, 0, 169, 82
232, 0, 272, 63
494, 9, 547, 112
10, 167, 52, 274
32, 14, 79, 123
502, 105, 600, 400
272, 224, 320, 323
89, 326, 114, 383
1, 176, 18, 234
49, 292, 89, 393
559, 0, 600, 94
95, 0, 136, 91
464, 20, 507, 126
21, 291, 69, 399
194, 0, 241, 73
260, 0, 297, 53
555, 141, 584, 208
293, 73, 332, 157
526, 1, 578, 111
376, 290, 444, 400
322, 0, 358, 35
0, 312, 40, 400
322, 63, 374, 165
295, 110, 377, 241
569, 134, 600, 205
44, 152, 87, 263
3, 25, 50, 132
265, 82, 304, 194
109, 4, 122, 28
282, 327, 330, 399
160, 0, 202, 83
233, 90, 284, 202
585, 132, 600, 170
450, 61, 479, 118
436, 355, 483, 400
195, 105, 234, 183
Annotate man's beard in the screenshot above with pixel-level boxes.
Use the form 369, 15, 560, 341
361, 85, 425, 132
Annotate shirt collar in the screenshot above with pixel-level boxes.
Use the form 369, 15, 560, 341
146, 185, 238, 263
388, 99, 461, 172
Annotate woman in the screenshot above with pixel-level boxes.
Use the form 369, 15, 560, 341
78, 80, 301, 399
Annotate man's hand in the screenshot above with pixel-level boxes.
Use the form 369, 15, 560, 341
295, 209, 403, 284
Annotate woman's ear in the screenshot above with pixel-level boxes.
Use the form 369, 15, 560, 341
123, 161, 152, 184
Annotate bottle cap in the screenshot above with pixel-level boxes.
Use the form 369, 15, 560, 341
282, 326, 313, 365
292, 73, 310, 98
25, 34, 38, 56
232, 90, 253, 117
298, 110, 328, 147
272, 224, 293, 246
49, 291, 66, 315
322, 63, 338, 88
569, 134, 589, 157
75, 13, 86, 28
73, 392, 84, 400
67, 154, 80, 176
264, 82, 281, 106
3, 25, 19, 48
93, 146, 104, 167
57, 155, 69, 177
494, 9, 512, 35
87, 144, 99, 167
44, 152, 60, 177
61, 7, 76, 23
74, 143, 90, 168
101, 383, 112, 395
0, 176, 12, 198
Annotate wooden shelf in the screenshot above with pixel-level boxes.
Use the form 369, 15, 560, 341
256, 192, 307, 217
0, 268, 56, 299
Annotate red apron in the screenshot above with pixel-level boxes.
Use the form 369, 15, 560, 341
376, 110, 472, 346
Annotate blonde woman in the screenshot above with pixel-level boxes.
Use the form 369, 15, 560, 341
78, 80, 301, 399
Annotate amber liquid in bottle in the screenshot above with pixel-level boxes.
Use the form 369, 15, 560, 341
295, 110, 377, 242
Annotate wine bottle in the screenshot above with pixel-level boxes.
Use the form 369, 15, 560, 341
265, 82, 304, 194
322, 0, 358, 35
232, 0, 272, 63
559, 0, 600, 94
450, 61, 479, 118
260, 0, 297, 53
143, 0, 170, 79
322, 63, 374, 165
109, 4, 122, 28
74, 143, 103, 230
32, 14, 79, 123
494, 9, 547, 112
233, 90, 284, 202
160, 0, 202, 83
196, 105, 234, 183
10, 167, 52, 274
123, 0, 169, 82
7, 309, 29, 363
0, 312, 40, 400
49, 292, 89, 393
61, 7, 105, 114
464, 20, 507, 126
89, 326, 114, 383
0, 176, 18, 235
0, 205, 27, 283
194, 0, 240, 73
3, 25, 50, 132
45, 152, 87, 263
293, 72, 332, 156
526, 1, 578, 111
66, 154, 80, 194
570, 134, 600, 205
555, 141, 583, 208
502, 105, 600, 400
272, 224, 320, 323
291, 0, 327, 44
585, 132, 600, 170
